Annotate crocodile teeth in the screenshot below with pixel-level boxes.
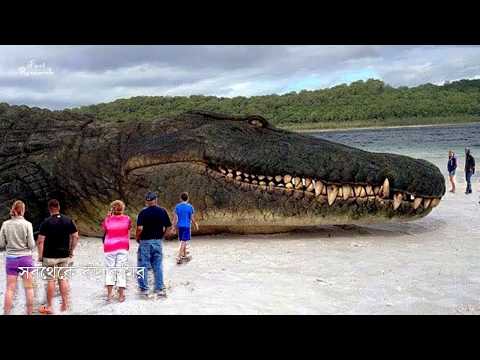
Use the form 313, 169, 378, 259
423, 198, 432, 208
226, 173, 234, 178
285, 183, 294, 189
284, 175, 292, 184
306, 182, 314, 192
251, 180, 258, 185
294, 177, 302, 189
275, 175, 283, 183
314, 181, 324, 196
413, 197, 423, 209
342, 185, 352, 200
359, 187, 367, 197
219, 167, 227, 174
382, 178, 390, 198
235, 176, 242, 181
327, 185, 338, 206
267, 176, 273, 181
354, 186, 363, 197
243, 173, 250, 178
258, 175, 265, 180
305, 178, 312, 187
366, 185, 374, 196
259, 181, 266, 186
337, 187, 343, 198
236, 171, 242, 176
374, 186, 381, 195
393, 193, 403, 210
430, 198, 441, 208
268, 181, 275, 187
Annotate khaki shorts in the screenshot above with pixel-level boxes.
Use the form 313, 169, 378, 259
42, 257, 72, 280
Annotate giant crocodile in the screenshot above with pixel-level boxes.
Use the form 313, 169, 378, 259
0, 103, 445, 237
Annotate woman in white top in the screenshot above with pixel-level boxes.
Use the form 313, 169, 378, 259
0, 200, 36, 315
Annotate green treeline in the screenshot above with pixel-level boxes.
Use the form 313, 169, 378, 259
73, 78, 480, 129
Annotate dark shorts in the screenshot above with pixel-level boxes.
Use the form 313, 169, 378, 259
448, 170, 456, 176
6, 256, 34, 276
178, 227, 191, 241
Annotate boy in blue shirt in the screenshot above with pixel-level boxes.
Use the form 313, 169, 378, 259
173, 192, 199, 264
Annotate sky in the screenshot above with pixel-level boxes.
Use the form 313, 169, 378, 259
1, 45, 480, 110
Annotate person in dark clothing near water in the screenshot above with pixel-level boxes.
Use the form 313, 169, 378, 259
37, 199, 79, 314
136, 191, 173, 299
465, 148, 475, 195
447, 150, 457, 193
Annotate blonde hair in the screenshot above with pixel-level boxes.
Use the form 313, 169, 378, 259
110, 200, 125, 215
10, 200, 25, 217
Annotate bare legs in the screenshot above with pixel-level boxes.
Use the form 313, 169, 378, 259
177, 241, 187, 260
58, 279, 69, 311
4, 274, 34, 315
43, 278, 69, 313
449, 175, 456, 193
106, 286, 125, 302
4, 275, 17, 315
118, 287, 125, 302
23, 274, 34, 315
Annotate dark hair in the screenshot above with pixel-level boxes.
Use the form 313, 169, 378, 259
48, 199, 60, 210
180, 192, 189, 202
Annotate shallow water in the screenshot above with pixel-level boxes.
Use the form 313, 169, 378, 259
313, 122, 480, 184
1, 123, 480, 315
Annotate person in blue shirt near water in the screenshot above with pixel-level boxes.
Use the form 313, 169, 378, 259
173, 192, 199, 264
447, 150, 457, 193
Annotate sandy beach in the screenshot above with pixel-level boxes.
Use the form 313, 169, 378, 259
1, 185, 479, 315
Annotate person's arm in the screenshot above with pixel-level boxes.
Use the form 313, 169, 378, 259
37, 220, 47, 261
26, 223, 35, 250
163, 210, 174, 238
136, 226, 143, 243
37, 235, 45, 261
172, 212, 178, 228
0, 225, 6, 251
136, 212, 143, 243
69, 232, 79, 257
191, 213, 199, 231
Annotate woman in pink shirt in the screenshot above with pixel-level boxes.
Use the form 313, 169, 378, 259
101, 200, 131, 302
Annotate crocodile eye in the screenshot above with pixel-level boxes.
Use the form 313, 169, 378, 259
248, 119, 263, 128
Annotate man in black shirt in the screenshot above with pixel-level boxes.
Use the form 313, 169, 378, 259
465, 148, 476, 194
136, 191, 173, 298
37, 199, 79, 314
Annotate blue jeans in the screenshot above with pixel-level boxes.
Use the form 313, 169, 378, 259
466, 171, 474, 193
137, 239, 164, 291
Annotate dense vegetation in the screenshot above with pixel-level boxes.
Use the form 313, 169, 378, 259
73, 79, 480, 130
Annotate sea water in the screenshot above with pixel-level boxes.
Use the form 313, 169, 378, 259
312, 122, 480, 184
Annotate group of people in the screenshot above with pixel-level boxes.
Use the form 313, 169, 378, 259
447, 148, 476, 195
0, 191, 198, 315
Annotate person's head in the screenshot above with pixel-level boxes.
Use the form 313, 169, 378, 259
110, 200, 126, 215
180, 192, 189, 202
10, 200, 25, 217
48, 199, 60, 214
145, 191, 158, 206
448, 150, 454, 157
465, 148, 471, 156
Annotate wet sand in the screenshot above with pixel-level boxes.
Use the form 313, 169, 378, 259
1, 187, 479, 315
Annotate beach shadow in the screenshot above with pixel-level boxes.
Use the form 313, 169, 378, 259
189, 218, 448, 242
